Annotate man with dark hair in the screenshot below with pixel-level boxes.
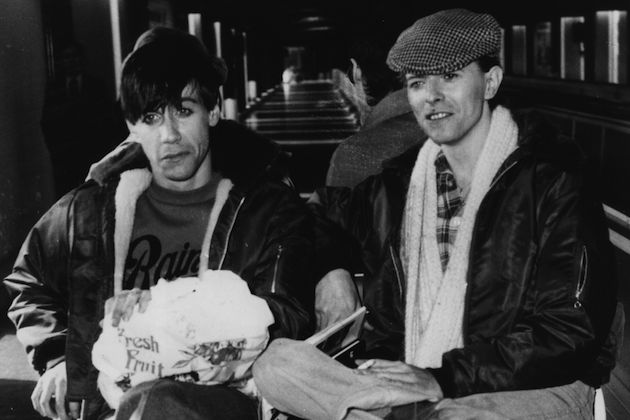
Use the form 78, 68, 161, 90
5, 27, 315, 420
327, 23, 426, 188
254, 9, 618, 419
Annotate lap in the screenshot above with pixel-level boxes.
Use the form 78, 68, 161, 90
255, 339, 595, 420
387, 381, 595, 420
115, 379, 258, 420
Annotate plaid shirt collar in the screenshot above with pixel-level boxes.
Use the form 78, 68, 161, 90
435, 151, 465, 271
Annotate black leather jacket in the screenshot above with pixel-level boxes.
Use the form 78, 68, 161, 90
5, 120, 315, 415
311, 110, 617, 398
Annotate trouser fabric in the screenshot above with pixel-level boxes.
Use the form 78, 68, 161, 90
253, 338, 595, 420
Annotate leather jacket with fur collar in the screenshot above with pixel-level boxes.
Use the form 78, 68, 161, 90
5, 120, 315, 416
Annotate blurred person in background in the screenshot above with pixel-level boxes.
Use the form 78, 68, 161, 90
327, 22, 427, 188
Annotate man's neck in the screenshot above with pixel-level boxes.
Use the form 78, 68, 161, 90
441, 105, 493, 192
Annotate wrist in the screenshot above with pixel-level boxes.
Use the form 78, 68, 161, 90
44, 355, 66, 374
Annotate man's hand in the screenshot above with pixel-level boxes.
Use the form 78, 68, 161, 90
315, 269, 361, 330
31, 361, 81, 420
85, 136, 141, 184
105, 288, 151, 327
355, 359, 443, 402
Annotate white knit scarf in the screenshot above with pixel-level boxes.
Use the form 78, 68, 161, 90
402, 106, 518, 368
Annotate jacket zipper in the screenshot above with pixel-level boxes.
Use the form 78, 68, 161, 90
271, 245, 283, 293
575, 245, 588, 308
218, 197, 245, 269
389, 245, 404, 302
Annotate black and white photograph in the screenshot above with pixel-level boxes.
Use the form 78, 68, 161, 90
1, 1, 629, 419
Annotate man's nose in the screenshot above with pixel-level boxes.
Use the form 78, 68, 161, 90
160, 113, 181, 143
425, 78, 444, 103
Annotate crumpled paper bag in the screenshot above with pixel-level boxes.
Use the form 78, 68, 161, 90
92, 270, 274, 408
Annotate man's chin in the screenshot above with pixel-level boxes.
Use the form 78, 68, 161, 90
164, 172, 195, 182
158, 163, 195, 181
155, 167, 196, 184
154, 173, 198, 191
423, 128, 458, 145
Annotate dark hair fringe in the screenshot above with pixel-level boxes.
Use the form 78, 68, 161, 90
120, 39, 220, 122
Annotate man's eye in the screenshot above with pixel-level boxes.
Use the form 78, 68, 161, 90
407, 79, 424, 89
176, 107, 193, 117
443, 73, 457, 81
142, 113, 162, 125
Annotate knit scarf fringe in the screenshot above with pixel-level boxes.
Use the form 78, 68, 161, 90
402, 106, 518, 368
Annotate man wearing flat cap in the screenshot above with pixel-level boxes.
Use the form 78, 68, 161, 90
5, 27, 316, 419
254, 8, 619, 419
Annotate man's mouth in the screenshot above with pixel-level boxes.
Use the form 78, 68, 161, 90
426, 112, 450, 121
161, 151, 188, 161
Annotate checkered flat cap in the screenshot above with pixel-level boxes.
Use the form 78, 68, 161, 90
387, 8, 502, 75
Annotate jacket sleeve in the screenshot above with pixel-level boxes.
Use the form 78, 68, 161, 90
249, 184, 317, 340
261, 178, 388, 340
4, 192, 74, 374
429, 169, 618, 397
308, 186, 363, 281
308, 181, 408, 359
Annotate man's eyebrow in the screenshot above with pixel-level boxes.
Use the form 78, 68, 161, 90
180, 96, 200, 104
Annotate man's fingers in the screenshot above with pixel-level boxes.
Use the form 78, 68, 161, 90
368, 359, 403, 369
369, 370, 417, 384
111, 292, 128, 325
353, 368, 401, 383
55, 374, 69, 420
54, 397, 69, 420
138, 290, 151, 313
122, 290, 140, 321
104, 296, 115, 315
38, 377, 56, 419
68, 401, 81, 419
30, 380, 44, 417
110, 293, 127, 327
110, 289, 148, 326
111, 290, 137, 326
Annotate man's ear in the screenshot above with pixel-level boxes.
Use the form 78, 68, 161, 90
484, 65, 504, 100
208, 104, 221, 127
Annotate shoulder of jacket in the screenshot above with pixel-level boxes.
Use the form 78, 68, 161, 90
245, 177, 299, 200
66, 178, 119, 211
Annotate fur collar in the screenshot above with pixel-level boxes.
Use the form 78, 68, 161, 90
112, 169, 234, 293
